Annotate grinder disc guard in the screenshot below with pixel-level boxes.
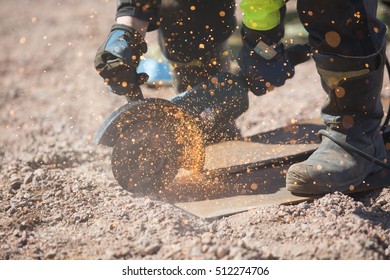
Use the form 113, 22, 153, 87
97, 99, 205, 196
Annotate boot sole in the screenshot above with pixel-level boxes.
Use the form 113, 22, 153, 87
286, 167, 384, 195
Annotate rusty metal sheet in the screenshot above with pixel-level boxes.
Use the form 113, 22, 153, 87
172, 122, 390, 220
173, 163, 390, 220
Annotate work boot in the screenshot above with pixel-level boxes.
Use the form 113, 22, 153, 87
286, 45, 387, 195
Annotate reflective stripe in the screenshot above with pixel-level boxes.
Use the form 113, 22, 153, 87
317, 68, 370, 88
253, 40, 279, 60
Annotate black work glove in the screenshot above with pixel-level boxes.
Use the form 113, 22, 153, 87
94, 24, 148, 100
238, 25, 310, 95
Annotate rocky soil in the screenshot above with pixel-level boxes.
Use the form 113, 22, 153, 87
1, 0, 390, 260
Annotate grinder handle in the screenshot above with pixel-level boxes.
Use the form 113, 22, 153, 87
285, 43, 311, 67
124, 72, 149, 103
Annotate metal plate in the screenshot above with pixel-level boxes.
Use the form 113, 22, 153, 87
172, 122, 390, 220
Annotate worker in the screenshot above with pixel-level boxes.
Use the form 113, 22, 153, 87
95, 0, 388, 195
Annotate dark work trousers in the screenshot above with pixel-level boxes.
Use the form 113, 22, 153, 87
297, 0, 386, 56
158, 0, 237, 63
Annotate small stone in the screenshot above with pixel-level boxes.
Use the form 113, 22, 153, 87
189, 246, 202, 258
19, 222, 28, 231
80, 153, 89, 162
376, 199, 387, 206
216, 246, 229, 259
300, 224, 308, 231
15, 201, 28, 208
6, 207, 17, 215
229, 247, 241, 258
42, 191, 52, 200
45, 250, 57, 259
201, 232, 212, 244
208, 222, 217, 232
29, 194, 41, 202
9, 174, 21, 188
298, 202, 310, 209
34, 169, 46, 181
145, 244, 161, 255
17, 237, 28, 248
13, 229, 21, 237
312, 228, 321, 234
326, 209, 338, 219
9, 181, 22, 190
71, 183, 80, 192
237, 239, 248, 249
24, 172, 34, 184
144, 200, 155, 208
51, 213, 63, 222
21, 166, 33, 173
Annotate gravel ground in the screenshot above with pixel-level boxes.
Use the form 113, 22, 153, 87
1, 0, 390, 260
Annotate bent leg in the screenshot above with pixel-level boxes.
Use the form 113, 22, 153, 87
287, 0, 387, 194
158, 0, 237, 91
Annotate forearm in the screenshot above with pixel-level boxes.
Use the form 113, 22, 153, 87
116, 16, 148, 38
116, 0, 161, 31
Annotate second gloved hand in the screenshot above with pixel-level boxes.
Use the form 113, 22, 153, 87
238, 25, 309, 96
94, 24, 148, 100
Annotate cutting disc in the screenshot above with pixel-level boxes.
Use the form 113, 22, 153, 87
111, 120, 180, 197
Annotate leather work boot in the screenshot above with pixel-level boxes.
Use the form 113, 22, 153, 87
286, 45, 387, 195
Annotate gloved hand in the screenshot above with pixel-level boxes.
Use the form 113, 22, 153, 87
94, 24, 148, 100
238, 25, 310, 95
